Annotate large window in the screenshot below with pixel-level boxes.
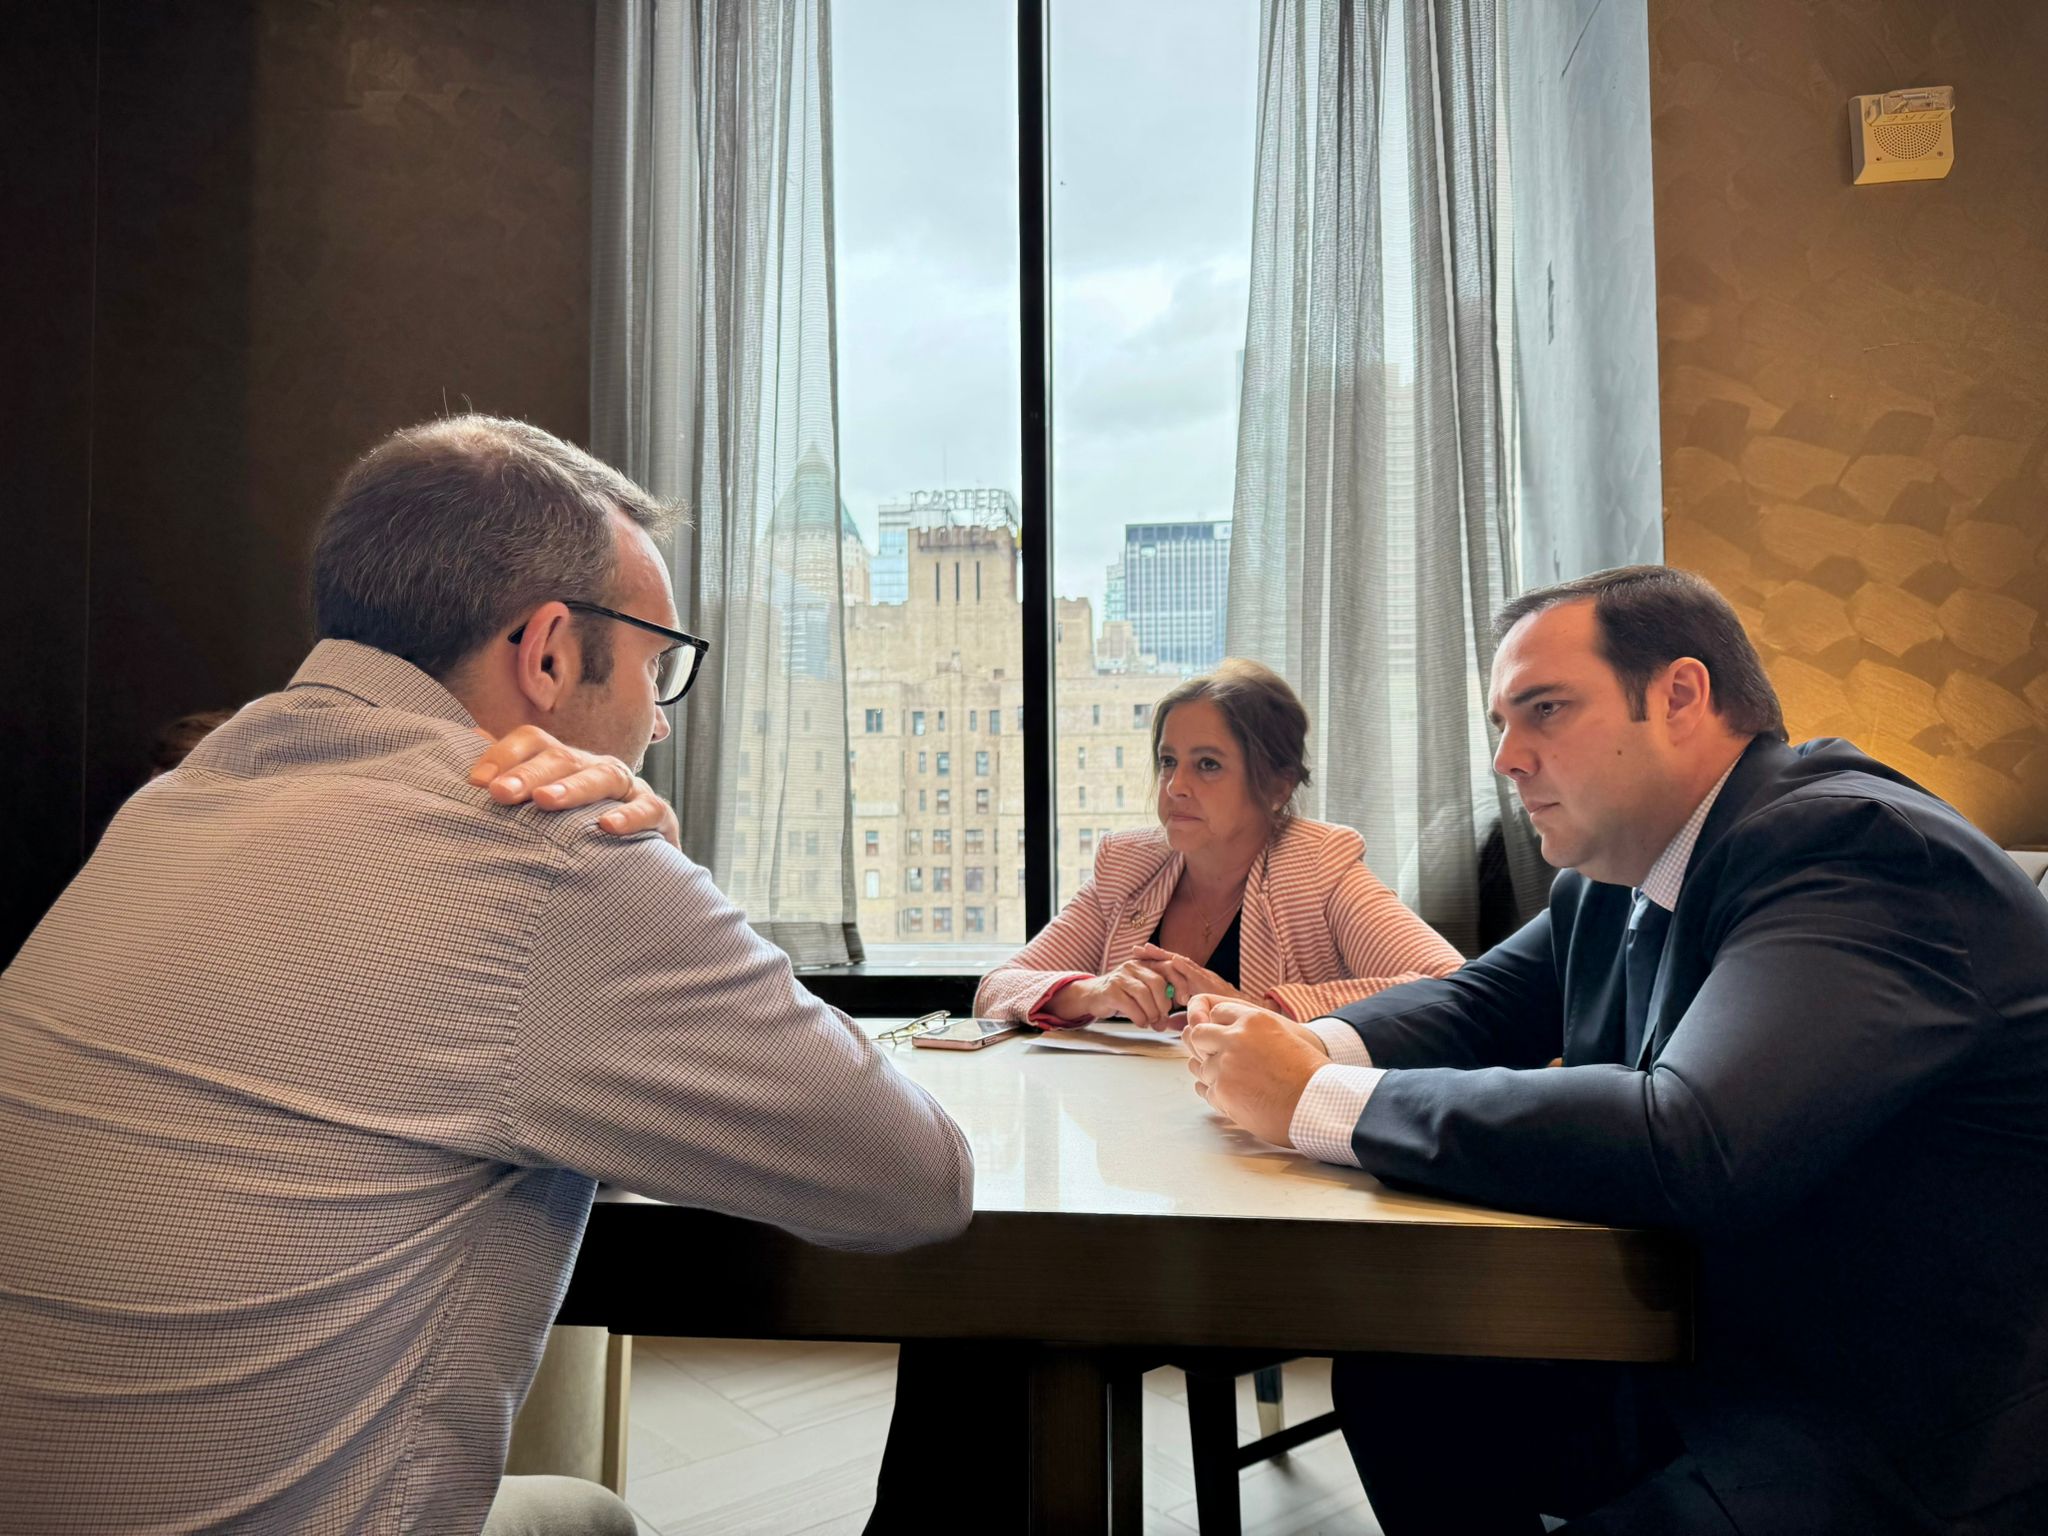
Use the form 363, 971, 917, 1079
1047, 2, 1258, 903
827, 0, 1261, 959
835, 0, 1023, 955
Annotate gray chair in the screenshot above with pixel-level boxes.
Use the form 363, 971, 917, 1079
2009, 848, 2048, 897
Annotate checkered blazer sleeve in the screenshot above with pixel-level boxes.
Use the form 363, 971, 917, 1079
506, 832, 974, 1254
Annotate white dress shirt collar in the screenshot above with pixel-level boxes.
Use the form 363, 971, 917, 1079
1639, 757, 1740, 912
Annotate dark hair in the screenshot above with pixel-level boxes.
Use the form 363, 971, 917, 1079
311, 415, 676, 683
1492, 565, 1787, 742
149, 709, 236, 775
1149, 658, 1313, 831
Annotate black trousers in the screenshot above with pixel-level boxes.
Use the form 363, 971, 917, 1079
866, 1341, 1030, 1535
1331, 1355, 1738, 1536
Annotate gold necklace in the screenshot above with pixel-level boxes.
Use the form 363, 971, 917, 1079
1187, 872, 1251, 946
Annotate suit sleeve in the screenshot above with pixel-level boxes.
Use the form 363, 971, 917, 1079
1349, 799, 1988, 1236
1265, 861, 1465, 1019
973, 846, 1117, 1023
503, 832, 974, 1254
1319, 906, 1564, 1071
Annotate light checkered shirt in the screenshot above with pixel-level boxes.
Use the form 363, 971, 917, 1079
1289, 762, 1739, 1164
0, 640, 971, 1534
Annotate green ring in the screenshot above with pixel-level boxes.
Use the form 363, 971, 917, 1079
1164, 983, 1176, 1003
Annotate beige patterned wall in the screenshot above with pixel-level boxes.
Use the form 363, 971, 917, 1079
1650, 0, 2048, 845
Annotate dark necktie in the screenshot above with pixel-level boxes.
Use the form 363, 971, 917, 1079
1623, 891, 1672, 1066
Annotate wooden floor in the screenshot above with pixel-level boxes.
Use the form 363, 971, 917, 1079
619, 1339, 1383, 1536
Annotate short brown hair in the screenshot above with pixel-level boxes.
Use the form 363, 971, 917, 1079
312, 415, 677, 683
149, 709, 236, 775
1492, 565, 1787, 742
1149, 659, 1312, 830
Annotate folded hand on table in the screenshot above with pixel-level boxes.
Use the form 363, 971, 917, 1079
1043, 959, 1179, 1029
468, 725, 681, 848
1130, 943, 1256, 1011
1181, 996, 1333, 1148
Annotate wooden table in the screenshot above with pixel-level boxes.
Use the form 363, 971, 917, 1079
560, 1022, 1691, 1531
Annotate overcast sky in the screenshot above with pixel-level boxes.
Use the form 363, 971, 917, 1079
831, 0, 1261, 622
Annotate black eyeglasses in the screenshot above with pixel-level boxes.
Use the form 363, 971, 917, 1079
509, 602, 712, 705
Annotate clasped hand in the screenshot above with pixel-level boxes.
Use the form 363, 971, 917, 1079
467, 725, 680, 847
1181, 996, 1333, 1148
1046, 945, 1252, 1029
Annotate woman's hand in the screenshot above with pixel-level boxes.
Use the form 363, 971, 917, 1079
1132, 943, 1256, 1014
468, 725, 681, 848
1043, 959, 1175, 1028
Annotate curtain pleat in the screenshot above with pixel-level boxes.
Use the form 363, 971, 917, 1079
593, 0, 862, 964
1226, 0, 1545, 953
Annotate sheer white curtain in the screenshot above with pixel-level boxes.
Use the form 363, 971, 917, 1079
1225, 0, 1547, 953
592, 0, 862, 963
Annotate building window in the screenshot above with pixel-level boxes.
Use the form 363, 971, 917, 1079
966, 828, 985, 855
969, 710, 978, 731
1077, 746, 1086, 770
988, 710, 1000, 737
918, 750, 927, 773
906, 828, 922, 855
906, 867, 924, 893
1115, 786, 1124, 808
975, 751, 989, 776
965, 906, 986, 934
918, 789, 927, 811
865, 829, 879, 856
864, 708, 884, 733
934, 906, 953, 934
975, 788, 990, 814
913, 710, 926, 736
937, 751, 951, 776
1115, 746, 1124, 769
864, 869, 880, 899
788, 830, 803, 854
1080, 828, 1094, 856
937, 710, 947, 730
1133, 703, 1150, 728
1016, 707, 1024, 731
966, 866, 985, 894
937, 788, 951, 815
1079, 785, 1087, 808
934, 827, 952, 854
1092, 704, 1101, 726
1017, 828, 1026, 850
934, 866, 952, 893
1017, 868, 1027, 894
903, 906, 924, 934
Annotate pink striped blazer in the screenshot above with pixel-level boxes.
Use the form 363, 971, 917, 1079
975, 818, 1463, 1023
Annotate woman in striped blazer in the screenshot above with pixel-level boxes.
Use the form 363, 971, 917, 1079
976, 659, 1462, 1026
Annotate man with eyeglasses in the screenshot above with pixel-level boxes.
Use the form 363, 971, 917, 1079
0, 415, 973, 1535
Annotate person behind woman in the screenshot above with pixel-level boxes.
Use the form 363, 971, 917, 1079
977, 658, 1460, 1029
868, 662, 1461, 1534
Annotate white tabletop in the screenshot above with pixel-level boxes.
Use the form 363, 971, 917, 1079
874, 1019, 1599, 1231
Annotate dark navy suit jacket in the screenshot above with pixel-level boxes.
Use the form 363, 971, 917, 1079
1328, 738, 2048, 1535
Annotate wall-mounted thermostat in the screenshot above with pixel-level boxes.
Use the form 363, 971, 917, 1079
1851, 86, 1955, 184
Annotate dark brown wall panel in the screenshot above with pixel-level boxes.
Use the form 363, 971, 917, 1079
3, 4, 103, 961
1651, 0, 2048, 845
80, 0, 594, 840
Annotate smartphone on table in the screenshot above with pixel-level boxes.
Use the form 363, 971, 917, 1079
911, 1017, 1028, 1051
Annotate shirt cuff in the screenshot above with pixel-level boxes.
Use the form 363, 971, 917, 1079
1307, 1015, 1374, 1067
1287, 1063, 1383, 1167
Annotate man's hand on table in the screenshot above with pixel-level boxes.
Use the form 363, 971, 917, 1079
1182, 996, 1332, 1148
468, 725, 681, 848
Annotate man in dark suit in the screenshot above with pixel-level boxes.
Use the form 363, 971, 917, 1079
1184, 566, 2048, 1535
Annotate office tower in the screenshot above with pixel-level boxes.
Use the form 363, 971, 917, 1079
1121, 520, 1232, 675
